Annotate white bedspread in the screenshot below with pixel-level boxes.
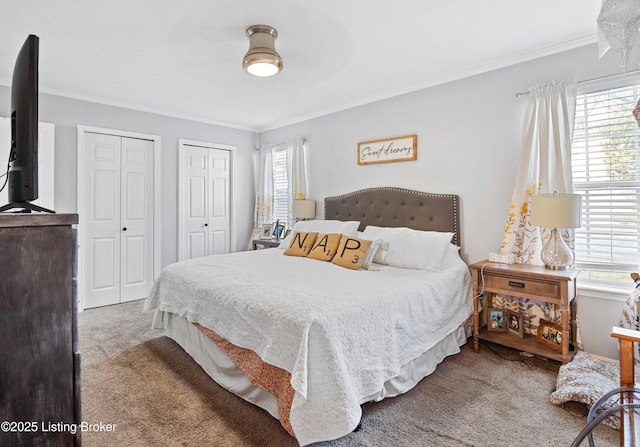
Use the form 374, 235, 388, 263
144, 248, 472, 445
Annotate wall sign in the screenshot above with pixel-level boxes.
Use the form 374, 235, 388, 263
357, 134, 417, 165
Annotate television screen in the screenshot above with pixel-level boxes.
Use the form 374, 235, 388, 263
0, 34, 52, 213
10, 34, 38, 202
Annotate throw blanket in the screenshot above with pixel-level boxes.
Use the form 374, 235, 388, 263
145, 249, 472, 445
194, 323, 296, 436
550, 286, 640, 429
550, 351, 625, 429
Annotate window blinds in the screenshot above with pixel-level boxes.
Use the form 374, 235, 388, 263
572, 82, 640, 281
272, 147, 289, 223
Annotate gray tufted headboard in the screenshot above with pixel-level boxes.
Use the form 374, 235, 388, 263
324, 187, 460, 247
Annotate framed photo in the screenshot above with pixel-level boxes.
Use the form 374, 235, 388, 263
487, 308, 506, 332
535, 319, 563, 352
357, 134, 417, 165
260, 223, 274, 240
251, 228, 262, 241
272, 221, 286, 241
506, 310, 524, 338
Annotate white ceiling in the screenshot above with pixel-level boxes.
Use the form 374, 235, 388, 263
0, 0, 602, 132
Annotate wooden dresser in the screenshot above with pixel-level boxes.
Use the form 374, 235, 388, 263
0, 214, 81, 447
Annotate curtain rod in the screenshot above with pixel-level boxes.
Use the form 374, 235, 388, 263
515, 69, 640, 97
255, 137, 306, 150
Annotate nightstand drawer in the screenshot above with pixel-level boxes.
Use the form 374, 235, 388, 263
484, 274, 559, 300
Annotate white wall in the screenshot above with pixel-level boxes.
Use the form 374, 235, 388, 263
259, 43, 640, 359
0, 88, 258, 268
1, 41, 637, 358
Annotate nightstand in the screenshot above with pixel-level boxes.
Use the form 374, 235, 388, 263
252, 239, 281, 250
469, 260, 579, 364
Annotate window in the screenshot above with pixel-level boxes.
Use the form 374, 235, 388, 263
572, 74, 640, 287
272, 145, 289, 224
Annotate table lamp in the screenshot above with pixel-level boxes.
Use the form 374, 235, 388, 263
530, 192, 582, 270
292, 199, 316, 221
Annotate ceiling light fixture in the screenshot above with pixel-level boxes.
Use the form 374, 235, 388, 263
242, 25, 283, 77
597, 0, 640, 72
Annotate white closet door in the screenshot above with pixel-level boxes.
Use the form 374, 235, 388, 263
120, 137, 154, 302
82, 132, 154, 308
179, 141, 232, 260
208, 149, 230, 255
83, 132, 122, 308
182, 145, 209, 260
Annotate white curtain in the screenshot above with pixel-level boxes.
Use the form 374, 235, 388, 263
498, 80, 579, 341
253, 137, 308, 233
500, 80, 577, 264
286, 136, 308, 227
253, 143, 274, 229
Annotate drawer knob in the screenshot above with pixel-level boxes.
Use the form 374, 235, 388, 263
508, 281, 525, 288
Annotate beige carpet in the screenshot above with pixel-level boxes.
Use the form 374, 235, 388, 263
79, 300, 618, 447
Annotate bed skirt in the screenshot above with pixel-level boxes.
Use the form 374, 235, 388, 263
153, 309, 469, 438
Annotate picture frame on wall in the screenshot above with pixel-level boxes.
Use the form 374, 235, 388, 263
487, 308, 506, 332
506, 310, 524, 338
357, 134, 417, 165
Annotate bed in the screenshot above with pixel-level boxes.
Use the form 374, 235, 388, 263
144, 187, 472, 445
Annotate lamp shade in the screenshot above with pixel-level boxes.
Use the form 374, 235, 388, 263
243, 25, 283, 77
292, 199, 316, 219
530, 193, 582, 229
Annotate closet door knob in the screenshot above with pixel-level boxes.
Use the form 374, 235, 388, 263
204, 223, 208, 227
122, 227, 127, 231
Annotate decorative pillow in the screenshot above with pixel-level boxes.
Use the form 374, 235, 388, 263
359, 226, 393, 264
361, 239, 389, 270
331, 235, 372, 270
279, 220, 360, 248
307, 233, 342, 261
361, 226, 454, 271
284, 232, 319, 257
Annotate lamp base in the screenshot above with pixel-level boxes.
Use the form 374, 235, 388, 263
544, 264, 570, 270
540, 228, 574, 270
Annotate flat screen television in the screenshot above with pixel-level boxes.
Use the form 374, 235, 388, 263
0, 34, 53, 213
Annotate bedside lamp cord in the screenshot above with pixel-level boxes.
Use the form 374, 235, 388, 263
474, 263, 490, 314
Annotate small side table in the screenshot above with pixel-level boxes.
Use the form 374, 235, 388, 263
470, 260, 579, 364
252, 239, 281, 250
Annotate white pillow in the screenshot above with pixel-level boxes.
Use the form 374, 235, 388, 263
441, 242, 463, 269
360, 226, 454, 271
279, 220, 360, 248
